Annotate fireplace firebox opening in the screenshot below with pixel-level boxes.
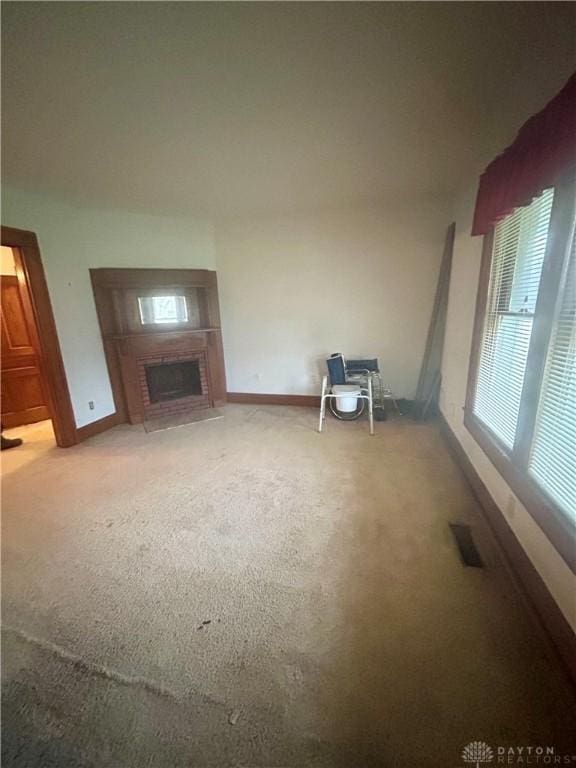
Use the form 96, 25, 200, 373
145, 360, 202, 403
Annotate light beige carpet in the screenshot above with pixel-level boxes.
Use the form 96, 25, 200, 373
143, 407, 224, 433
1, 406, 575, 767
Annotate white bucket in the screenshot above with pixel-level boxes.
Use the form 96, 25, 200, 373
332, 385, 361, 413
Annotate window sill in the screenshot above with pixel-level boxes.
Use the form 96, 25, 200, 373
463, 409, 576, 573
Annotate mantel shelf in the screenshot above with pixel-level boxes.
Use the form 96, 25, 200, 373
110, 328, 221, 340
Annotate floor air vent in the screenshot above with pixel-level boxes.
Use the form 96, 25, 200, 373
449, 523, 484, 568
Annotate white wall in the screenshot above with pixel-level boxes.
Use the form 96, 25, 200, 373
217, 202, 449, 398
2, 186, 215, 427
3, 185, 448, 424
441, 184, 576, 632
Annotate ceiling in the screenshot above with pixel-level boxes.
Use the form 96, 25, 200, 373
2, 2, 575, 218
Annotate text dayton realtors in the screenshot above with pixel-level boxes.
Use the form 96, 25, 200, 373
495, 745, 575, 765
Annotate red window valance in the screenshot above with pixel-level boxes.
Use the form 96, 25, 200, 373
472, 72, 576, 236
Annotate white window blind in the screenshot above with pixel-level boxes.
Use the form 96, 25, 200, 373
529, 231, 576, 520
473, 189, 555, 449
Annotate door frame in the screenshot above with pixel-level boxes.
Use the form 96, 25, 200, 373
1, 225, 78, 447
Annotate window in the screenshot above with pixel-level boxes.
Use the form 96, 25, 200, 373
473, 190, 554, 449
529, 234, 575, 518
466, 179, 576, 565
138, 295, 189, 325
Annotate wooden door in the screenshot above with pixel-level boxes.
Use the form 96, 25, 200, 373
1, 269, 50, 427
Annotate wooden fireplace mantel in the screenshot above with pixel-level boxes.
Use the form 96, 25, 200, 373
90, 268, 227, 424
112, 329, 221, 339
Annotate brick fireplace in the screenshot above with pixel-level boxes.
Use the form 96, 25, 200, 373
110, 329, 223, 424
137, 351, 210, 419
90, 268, 227, 425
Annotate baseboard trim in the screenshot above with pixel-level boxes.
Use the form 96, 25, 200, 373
76, 411, 124, 442
438, 411, 576, 685
226, 392, 320, 407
